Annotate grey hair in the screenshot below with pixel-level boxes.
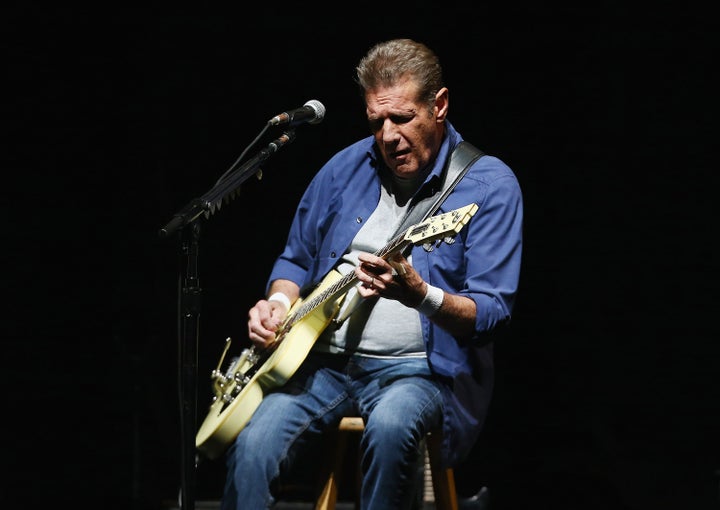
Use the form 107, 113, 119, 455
355, 39, 444, 109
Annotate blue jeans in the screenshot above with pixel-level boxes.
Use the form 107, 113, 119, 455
220, 351, 444, 510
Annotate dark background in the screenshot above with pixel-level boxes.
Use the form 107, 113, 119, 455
5, 4, 718, 510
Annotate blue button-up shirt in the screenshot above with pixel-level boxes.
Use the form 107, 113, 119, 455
267, 121, 523, 467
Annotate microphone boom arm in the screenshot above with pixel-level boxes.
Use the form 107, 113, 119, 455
159, 130, 296, 238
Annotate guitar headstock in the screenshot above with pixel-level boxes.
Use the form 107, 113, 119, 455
403, 203, 479, 247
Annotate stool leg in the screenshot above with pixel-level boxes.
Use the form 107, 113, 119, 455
315, 429, 348, 510
426, 432, 458, 510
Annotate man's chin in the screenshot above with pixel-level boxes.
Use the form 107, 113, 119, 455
392, 165, 420, 178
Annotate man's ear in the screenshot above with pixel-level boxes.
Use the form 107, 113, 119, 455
435, 87, 449, 122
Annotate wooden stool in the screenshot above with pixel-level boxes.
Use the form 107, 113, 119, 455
315, 416, 458, 510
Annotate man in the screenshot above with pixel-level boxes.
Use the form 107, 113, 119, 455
220, 38, 523, 509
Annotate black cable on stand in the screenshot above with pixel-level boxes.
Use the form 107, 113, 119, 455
159, 128, 298, 510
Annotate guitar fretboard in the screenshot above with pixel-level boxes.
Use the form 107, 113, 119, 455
282, 229, 409, 333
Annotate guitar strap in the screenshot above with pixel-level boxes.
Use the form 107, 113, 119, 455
332, 141, 484, 326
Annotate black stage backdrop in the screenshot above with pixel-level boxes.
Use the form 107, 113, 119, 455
5, 4, 718, 510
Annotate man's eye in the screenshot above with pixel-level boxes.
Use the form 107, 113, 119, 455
368, 119, 383, 132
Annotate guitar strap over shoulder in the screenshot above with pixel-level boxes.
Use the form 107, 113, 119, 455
396, 140, 484, 255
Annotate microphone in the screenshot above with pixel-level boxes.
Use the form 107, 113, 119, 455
268, 99, 326, 127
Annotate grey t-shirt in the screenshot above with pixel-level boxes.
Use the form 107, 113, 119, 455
314, 177, 426, 358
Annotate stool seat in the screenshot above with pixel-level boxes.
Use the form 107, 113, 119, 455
315, 416, 458, 510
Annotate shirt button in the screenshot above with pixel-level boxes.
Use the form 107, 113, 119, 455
356, 217, 363, 223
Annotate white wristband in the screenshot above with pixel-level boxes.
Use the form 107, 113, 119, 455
416, 284, 444, 317
267, 292, 291, 310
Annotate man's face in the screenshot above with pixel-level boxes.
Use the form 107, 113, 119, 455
365, 77, 446, 179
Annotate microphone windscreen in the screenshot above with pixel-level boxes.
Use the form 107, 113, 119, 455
304, 99, 326, 124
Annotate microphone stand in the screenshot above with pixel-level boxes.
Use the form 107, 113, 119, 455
159, 130, 296, 510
